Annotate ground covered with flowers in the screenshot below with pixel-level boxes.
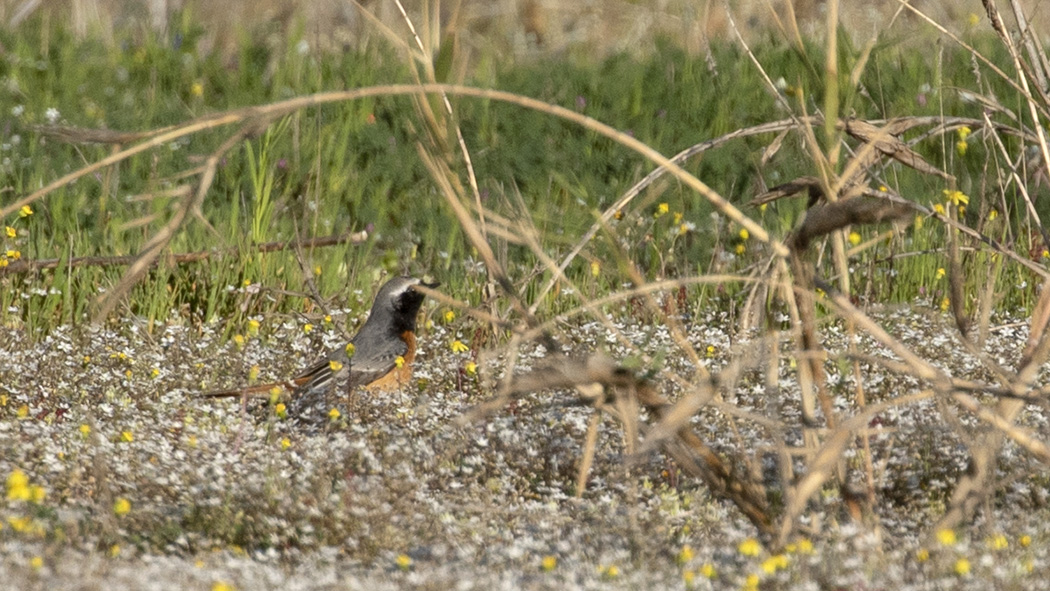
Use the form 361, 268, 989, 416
2, 302, 1049, 590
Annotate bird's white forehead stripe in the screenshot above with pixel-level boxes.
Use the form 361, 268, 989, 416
387, 279, 420, 298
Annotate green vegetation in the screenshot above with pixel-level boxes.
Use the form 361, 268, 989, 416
1, 16, 1042, 333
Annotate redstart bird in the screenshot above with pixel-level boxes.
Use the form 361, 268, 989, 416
202, 276, 438, 422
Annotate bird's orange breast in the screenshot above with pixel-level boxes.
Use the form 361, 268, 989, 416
362, 330, 417, 392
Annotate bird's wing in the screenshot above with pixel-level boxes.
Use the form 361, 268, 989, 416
292, 336, 409, 395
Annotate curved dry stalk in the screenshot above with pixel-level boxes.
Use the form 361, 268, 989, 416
482, 353, 776, 538
1, 110, 244, 219
982, 110, 1049, 249
91, 127, 248, 321
776, 390, 935, 546
894, 0, 1044, 114
817, 281, 951, 385
535, 117, 809, 311
980, 0, 1050, 182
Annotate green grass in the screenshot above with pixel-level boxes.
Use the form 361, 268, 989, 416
0, 16, 1044, 334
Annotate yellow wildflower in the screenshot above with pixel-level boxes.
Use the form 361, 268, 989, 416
190, 81, 204, 97
465, 361, 477, 375
738, 538, 762, 556
8, 515, 33, 532
943, 189, 969, 206
540, 555, 557, 572
988, 534, 1008, 550
121, 430, 133, 443
955, 127, 971, 156
79, 424, 91, 438
30, 556, 43, 570
303, 323, 313, 334
394, 355, 405, 369
1020, 534, 1032, 547
450, 340, 469, 353
396, 554, 413, 571
328, 408, 341, 421
735, 243, 746, 255
936, 529, 957, 546
936, 268, 946, 280
275, 403, 287, 419
329, 360, 344, 372
739, 228, 749, 241
600, 564, 620, 579
248, 365, 260, 381
916, 548, 929, 562
211, 583, 235, 591
443, 310, 456, 323
19, 205, 32, 217
6, 469, 30, 501
113, 497, 131, 516
5, 226, 14, 238
933, 203, 946, 216
954, 557, 971, 576
655, 203, 669, 218
849, 231, 861, 245
761, 554, 789, 574
700, 563, 716, 578
345, 343, 356, 357
280, 437, 291, 450
247, 319, 260, 335
150, 368, 160, 379
940, 297, 950, 311
677, 545, 695, 565
591, 260, 601, 277
796, 538, 813, 554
